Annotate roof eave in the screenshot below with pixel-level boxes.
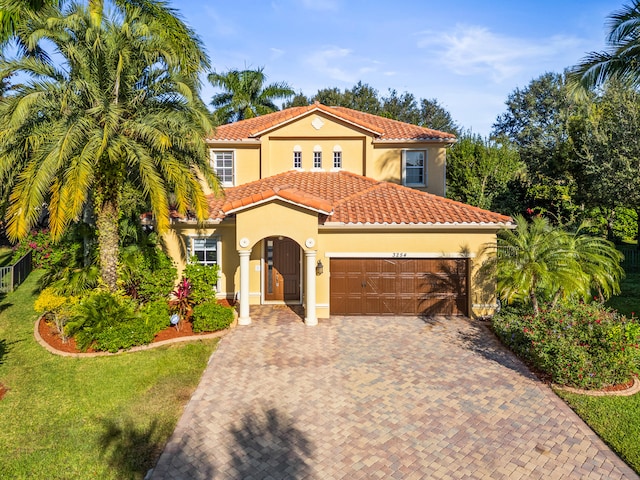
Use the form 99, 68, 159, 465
320, 222, 513, 230
224, 195, 333, 216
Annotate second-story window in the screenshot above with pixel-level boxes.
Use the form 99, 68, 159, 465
402, 150, 426, 186
313, 148, 322, 169
293, 146, 302, 169
211, 150, 234, 186
333, 150, 342, 169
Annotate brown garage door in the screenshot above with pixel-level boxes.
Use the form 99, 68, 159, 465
330, 258, 468, 316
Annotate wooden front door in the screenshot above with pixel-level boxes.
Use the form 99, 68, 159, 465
264, 237, 301, 302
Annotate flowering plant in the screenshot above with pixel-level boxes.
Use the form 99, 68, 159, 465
169, 277, 192, 320
492, 302, 640, 389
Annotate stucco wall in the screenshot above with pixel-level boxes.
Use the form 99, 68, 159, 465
207, 112, 450, 196
164, 219, 499, 319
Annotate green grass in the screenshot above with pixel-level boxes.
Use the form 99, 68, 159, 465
606, 271, 640, 318
556, 390, 640, 473
0, 247, 12, 267
558, 270, 640, 474
0, 271, 219, 479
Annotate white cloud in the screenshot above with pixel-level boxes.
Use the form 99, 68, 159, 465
270, 48, 285, 60
304, 47, 390, 84
417, 24, 583, 83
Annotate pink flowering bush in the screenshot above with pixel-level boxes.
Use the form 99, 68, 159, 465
492, 302, 640, 389
11, 229, 66, 269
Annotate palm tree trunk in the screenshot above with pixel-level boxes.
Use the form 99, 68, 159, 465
530, 290, 540, 316
96, 197, 119, 290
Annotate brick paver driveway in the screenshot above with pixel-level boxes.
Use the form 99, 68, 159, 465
151, 307, 638, 479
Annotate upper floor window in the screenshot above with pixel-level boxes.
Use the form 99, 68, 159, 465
211, 150, 234, 186
191, 237, 219, 266
402, 150, 426, 186
293, 146, 302, 169
313, 146, 322, 169
333, 146, 342, 169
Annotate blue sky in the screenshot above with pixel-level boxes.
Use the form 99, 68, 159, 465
175, 0, 623, 136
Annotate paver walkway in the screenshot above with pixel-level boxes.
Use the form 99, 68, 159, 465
150, 306, 638, 479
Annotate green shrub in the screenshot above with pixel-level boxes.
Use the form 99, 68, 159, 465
139, 299, 171, 333
11, 229, 69, 269
34, 287, 78, 341
93, 320, 157, 353
183, 259, 219, 305
492, 302, 640, 389
119, 245, 177, 303
66, 291, 138, 351
192, 301, 234, 333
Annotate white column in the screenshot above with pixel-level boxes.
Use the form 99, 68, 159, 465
238, 249, 252, 325
305, 250, 318, 326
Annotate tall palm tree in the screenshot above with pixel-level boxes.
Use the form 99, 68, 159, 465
569, 1, 640, 89
485, 215, 622, 314
0, 0, 208, 81
0, 3, 218, 290
209, 67, 295, 124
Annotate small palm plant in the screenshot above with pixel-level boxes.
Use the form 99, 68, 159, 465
485, 214, 623, 315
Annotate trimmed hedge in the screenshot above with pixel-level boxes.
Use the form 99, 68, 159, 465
192, 301, 234, 333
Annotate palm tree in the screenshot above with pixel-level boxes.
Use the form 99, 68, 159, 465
208, 67, 295, 124
0, 3, 218, 290
0, 0, 208, 81
569, 1, 640, 89
485, 215, 623, 314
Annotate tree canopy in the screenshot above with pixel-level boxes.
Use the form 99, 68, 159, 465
208, 67, 295, 124
0, 2, 217, 289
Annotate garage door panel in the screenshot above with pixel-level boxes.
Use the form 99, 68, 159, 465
330, 258, 468, 316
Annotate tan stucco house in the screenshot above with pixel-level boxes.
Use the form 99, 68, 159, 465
163, 102, 512, 325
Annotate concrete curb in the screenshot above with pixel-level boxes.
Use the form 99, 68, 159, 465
553, 375, 640, 397
34, 314, 238, 358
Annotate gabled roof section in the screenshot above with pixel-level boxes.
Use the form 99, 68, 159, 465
202, 171, 512, 227
207, 102, 456, 142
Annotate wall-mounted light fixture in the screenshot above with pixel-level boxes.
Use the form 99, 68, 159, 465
316, 260, 324, 276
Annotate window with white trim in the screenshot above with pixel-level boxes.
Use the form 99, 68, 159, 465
402, 150, 426, 186
333, 146, 342, 169
191, 237, 219, 266
210, 150, 234, 186
313, 148, 322, 169
293, 146, 302, 169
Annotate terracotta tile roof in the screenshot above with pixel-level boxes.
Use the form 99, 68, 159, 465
202, 171, 512, 227
207, 103, 456, 142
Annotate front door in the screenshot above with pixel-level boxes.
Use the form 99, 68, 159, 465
264, 237, 301, 302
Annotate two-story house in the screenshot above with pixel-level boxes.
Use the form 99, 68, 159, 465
162, 102, 512, 325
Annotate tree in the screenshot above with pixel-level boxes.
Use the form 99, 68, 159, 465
0, 3, 217, 290
493, 72, 578, 222
419, 98, 459, 135
446, 132, 523, 211
381, 89, 420, 124
208, 67, 295, 124
487, 215, 623, 314
569, 80, 640, 243
0, 1, 208, 80
569, 1, 640, 90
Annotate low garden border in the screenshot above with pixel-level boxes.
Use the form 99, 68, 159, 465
33, 313, 238, 358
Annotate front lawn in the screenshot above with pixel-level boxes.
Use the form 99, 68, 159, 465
0, 271, 219, 479
555, 389, 640, 473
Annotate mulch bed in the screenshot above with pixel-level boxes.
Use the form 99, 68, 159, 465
37, 318, 212, 354
38, 298, 236, 355
0, 383, 7, 400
